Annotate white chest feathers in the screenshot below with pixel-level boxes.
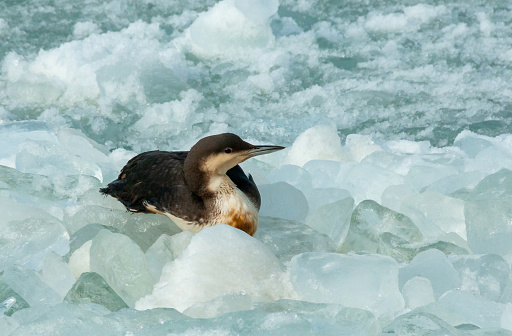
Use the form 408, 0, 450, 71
157, 179, 259, 236
213, 187, 259, 236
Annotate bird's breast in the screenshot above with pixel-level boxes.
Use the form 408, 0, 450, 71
214, 188, 259, 236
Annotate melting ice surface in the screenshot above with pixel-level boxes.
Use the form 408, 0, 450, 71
1, 0, 512, 333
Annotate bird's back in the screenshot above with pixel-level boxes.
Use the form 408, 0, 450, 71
100, 150, 261, 221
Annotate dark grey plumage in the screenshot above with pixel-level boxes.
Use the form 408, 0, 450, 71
100, 133, 284, 235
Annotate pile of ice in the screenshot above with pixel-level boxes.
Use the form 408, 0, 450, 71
1, 0, 512, 333
0, 119, 511, 334
2, 0, 511, 151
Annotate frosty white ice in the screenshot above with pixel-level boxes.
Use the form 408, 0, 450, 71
1, 0, 512, 334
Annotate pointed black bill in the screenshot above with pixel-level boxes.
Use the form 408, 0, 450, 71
244, 145, 285, 158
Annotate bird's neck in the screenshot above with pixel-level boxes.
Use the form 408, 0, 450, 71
184, 158, 235, 198
206, 173, 235, 195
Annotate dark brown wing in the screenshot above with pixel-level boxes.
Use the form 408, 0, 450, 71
226, 165, 261, 210
100, 151, 204, 219
100, 150, 261, 219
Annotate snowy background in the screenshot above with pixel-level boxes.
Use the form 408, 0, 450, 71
1, 0, 512, 334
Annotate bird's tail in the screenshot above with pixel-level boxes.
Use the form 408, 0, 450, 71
99, 187, 112, 195
99, 179, 125, 197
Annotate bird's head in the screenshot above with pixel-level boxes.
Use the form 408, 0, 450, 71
184, 133, 284, 193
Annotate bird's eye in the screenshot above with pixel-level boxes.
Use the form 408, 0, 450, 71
224, 147, 233, 154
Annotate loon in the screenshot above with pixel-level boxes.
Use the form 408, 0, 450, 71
100, 133, 284, 236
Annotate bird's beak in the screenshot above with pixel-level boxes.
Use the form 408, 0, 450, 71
243, 145, 285, 159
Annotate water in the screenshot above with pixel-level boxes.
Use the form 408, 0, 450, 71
1, 0, 512, 334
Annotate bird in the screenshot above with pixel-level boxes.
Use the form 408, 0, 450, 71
100, 133, 284, 236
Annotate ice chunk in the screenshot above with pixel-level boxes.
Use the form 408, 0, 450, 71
64, 272, 129, 312
64, 223, 119, 262
0, 121, 58, 168
503, 305, 512, 331
2, 266, 61, 307
340, 200, 422, 256
399, 249, 460, 299
383, 235, 469, 263
145, 231, 195, 281
106, 307, 186, 333
56, 128, 109, 166
289, 252, 404, 316
132, 89, 203, 141
305, 197, 353, 249
41, 252, 75, 298
454, 130, 494, 158
365, 4, 446, 33
258, 182, 309, 221
285, 125, 344, 166
68, 240, 92, 279
73, 21, 100, 39
343, 134, 382, 162
305, 187, 352, 212
56, 128, 116, 180
139, 60, 189, 104
16, 140, 103, 181
64, 205, 181, 250
382, 311, 460, 335
136, 225, 290, 312
187, 0, 277, 57
255, 216, 335, 261
360, 150, 409, 176
183, 293, 253, 318
467, 146, 512, 174
0, 315, 19, 335
251, 300, 378, 335
381, 184, 416, 212
267, 164, 313, 193
0, 280, 30, 316
465, 169, 512, 256
89, 230, 155, 307
0, 165, 100, 204
8, 303, 113, 335
400, 191, 466, 240
131, 300, 377, 335
234, 0, 278, 23
427, 170, 486, 196
405, 164, 458, 191
424, 290, 506, 329
0, 197, 69, 271
335, 163, 404, 203
450, 254, 510, 301
4, 21, 166, 107
402, 277, 435, 309
247, 72, 274, 94
302, 160, 343, 189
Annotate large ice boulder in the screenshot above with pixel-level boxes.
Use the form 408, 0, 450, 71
136, 225, 292, 312
0, 197, 69, 271
144, 231, 195, 281
289, 252, 404, 317
464, 169, 512, 256
64, 272, 129, 312
305, 197, 354, 249
187, 0, 278, 58
450, 254, 510, 301
285, 125, 344, 166
89, 230, 155, 307
258, 182, 309, 221
340, 200, 423, 258
255, 216, 335, 261
399, 249, 460, 299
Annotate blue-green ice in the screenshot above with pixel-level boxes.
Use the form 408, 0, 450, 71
1, 0, 512, 334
